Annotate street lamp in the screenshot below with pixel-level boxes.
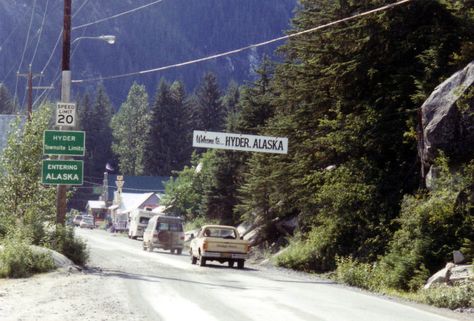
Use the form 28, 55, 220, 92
72, 35, 116, 45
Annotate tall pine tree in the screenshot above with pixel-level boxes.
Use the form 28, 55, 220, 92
111, 82, 149, 175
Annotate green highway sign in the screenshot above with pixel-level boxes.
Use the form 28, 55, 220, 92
43, 130, 85, 156
42, 160, 83, 185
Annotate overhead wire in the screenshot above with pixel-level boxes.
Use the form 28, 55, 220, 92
73, 0, 412, 84
13, 0, 37, 106
30, 0, 49, 67
34, 0, 157, 106
34, 0, 91, 105
72, 0, 164, 30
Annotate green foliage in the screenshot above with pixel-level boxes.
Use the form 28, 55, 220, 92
193, 72, 224, 131
111, 82, 149, 175
0, 234, 54, 278
378, 156, 472, 290
0, 84, 14, 114
143, 80, 190, 176
334, 256, 374, 290
184, 216, 219, 232
420, 283, 474, 309
42, 226, 89, 266
0, 103, 56, 243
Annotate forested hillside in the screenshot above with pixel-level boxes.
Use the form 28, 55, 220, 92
159, 0, 474, 296
0, 0, 295, 107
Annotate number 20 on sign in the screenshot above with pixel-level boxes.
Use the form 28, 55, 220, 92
56, 102, 76, 127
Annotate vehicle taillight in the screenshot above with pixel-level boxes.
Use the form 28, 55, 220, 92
203, 241, 208, 251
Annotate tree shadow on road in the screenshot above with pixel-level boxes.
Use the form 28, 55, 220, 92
84, 267, 248, 290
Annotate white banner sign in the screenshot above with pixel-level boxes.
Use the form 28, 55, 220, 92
193, 130, 288, 154
56, 102, 76, 127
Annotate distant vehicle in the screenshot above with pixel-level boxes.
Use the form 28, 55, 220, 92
189, 225, 250, 269
142, 215, 184, 254
73, 215, 83, 227
79, 216, 95, 229
128, 209, 155, 239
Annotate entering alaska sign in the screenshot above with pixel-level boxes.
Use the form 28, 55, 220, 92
41, 160, 83, 185
192, 130, 288, 154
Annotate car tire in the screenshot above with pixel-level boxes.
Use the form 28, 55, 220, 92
199, 253, 206, 267
177, 249, 182, 255
170, 249, 175, 254
228, 260, 235, 268
237, 260, 245, 269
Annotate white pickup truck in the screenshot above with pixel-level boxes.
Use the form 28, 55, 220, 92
189, 225, 250, 269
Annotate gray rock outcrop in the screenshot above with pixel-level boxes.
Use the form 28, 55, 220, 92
419, 61, 474, 168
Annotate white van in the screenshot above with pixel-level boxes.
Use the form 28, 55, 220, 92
142, 215, 184, 254
128, 209, 155, 240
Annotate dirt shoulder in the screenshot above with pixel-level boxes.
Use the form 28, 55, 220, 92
0, 269, 147, 321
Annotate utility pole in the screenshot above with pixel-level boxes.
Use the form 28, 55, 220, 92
56, 0, 72, 225
17, 65, 47, 121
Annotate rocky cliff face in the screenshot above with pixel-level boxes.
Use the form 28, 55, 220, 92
420, 61, 474, 171
0, 0, 296, 107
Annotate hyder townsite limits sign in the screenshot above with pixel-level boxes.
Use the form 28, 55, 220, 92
43, 130, 85, 156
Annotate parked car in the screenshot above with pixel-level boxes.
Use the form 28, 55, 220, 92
142, 215, 184, 254
79, 216, 95, 229
73, 215, 83, 227
189, 225, 250, 269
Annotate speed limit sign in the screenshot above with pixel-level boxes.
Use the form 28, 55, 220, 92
56, 102, 77, 127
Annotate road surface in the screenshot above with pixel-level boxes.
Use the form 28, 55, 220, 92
0, 228, 469, 321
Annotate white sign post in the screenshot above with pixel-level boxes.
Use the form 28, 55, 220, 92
56, 102, 77, 127
193, 130, 288, 154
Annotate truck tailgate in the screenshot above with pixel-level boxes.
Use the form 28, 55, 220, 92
206, 239, 248, 253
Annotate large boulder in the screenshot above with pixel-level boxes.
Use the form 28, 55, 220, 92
420, 61, 474, 168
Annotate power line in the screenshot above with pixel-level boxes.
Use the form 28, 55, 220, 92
72, 0, 412, 84
30, 0, 50, 67
72, 0, 164, 30
14, 0, 38, 103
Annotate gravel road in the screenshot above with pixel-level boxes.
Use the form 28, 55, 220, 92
0, 229, 471, 321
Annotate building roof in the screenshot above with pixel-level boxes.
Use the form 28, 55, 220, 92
117, 192, 161, 213
86, 200, 106, 210
106, 174, 169, 201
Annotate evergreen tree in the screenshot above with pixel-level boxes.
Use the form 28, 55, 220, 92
194, 72, 224, 131
170, 80, 192, 170
111, 82, 149, 176
143, 79, 175, 176
0, 84, 14, 114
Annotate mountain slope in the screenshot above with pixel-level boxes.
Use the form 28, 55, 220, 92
0, 0, 296, 107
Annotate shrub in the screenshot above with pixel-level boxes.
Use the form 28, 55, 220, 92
0, 237, 54, 278
184, 216, 219, 232
42, 226, 89, 266
334, 256, 374, 290
275, 226, 338, 272
420, 283, 474, 309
